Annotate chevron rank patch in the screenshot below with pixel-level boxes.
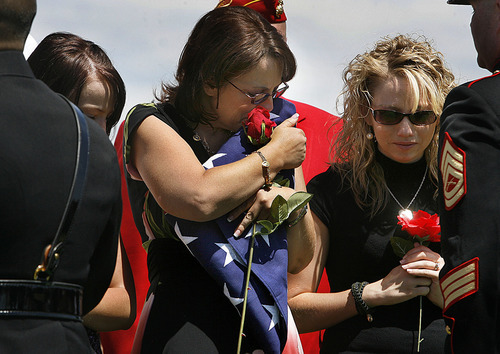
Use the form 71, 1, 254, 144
441, 257, 479, 312
440, 132, 466, 211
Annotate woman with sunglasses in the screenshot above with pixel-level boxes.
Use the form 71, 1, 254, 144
123, 6, 314, 353
288, 35, 455, 353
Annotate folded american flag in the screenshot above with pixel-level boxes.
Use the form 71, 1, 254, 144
165, 98, 296, 353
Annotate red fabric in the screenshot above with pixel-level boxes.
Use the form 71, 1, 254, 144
216, 0, 287, 23
288, 99, 337, 183
100, 121, 149, 354
287, 99, 339, 353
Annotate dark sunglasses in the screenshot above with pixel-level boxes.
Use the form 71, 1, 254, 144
369, 108, 437, 126
227, 80, 289, 105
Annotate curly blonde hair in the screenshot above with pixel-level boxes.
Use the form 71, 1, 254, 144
332, 34, 455, 217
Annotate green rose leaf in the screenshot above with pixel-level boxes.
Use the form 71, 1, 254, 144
253, 191, 313, 236
287, 191, 313, 213
390, 236, 415, 258
255, 219, 274, 235
271, 195, 288, 224
272, 175, 290, 188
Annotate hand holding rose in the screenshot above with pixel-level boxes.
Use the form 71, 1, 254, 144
401, 243, 445, 308
245, 106, 305, 171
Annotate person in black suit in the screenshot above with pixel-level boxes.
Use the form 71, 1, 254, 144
439, 0, 500, 352
0, 1, 121, 352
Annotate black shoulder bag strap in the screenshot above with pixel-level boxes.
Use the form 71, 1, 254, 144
34, 96, 90, 281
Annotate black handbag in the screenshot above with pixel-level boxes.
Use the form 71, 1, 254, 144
0, 96, 89, 321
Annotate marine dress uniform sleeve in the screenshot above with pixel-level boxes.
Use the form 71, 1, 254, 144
438, 71, 500, 353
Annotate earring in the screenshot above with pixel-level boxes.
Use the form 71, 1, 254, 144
366, 132, 374, 140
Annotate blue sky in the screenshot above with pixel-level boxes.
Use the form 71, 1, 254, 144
28, 1, 484, 140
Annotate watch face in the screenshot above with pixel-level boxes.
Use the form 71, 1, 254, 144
262, 161, 270, 168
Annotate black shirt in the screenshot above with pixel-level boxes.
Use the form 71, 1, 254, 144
308, 152, 446, 353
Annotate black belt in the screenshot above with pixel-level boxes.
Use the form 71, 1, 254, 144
0, 280, 82, 321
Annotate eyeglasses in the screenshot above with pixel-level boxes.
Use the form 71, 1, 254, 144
227, 80, 289, 105
369, 108, 437, 126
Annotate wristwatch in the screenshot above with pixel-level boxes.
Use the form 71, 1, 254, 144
255, 151, 272, 189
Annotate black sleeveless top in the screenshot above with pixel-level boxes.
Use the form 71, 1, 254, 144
123, 103, 260, 353
307, 152, 446, 353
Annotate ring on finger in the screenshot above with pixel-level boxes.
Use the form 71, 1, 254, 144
434, 262, 439, 271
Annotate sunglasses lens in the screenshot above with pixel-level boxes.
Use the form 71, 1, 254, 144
374, 110, 403, 125
373, 110, 437, 125
411, 111, 436, 125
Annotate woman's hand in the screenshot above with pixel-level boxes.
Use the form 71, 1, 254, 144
363, 263, 433, 308
228, 184, 314, 273
400, 243, 445, 308
228, 186, 297, 238
261, 114, 307, 171
361, 243, 444, 309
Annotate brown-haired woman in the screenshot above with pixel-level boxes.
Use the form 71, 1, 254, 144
123, 6, 314, 354
28, 32, 134, 353
288, 34, 455, 353
28, 32, 125, 135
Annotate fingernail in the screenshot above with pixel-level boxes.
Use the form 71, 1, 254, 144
233, 229, 241, 238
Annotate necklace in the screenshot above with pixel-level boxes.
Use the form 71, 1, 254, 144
193, 129, 234, 156
193, 131, 215, 155
385, 164, 428, 220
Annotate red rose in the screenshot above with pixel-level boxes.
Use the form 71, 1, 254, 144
394, 209, 441, 350
397, 210, 441, 242
243, 106, 276, 146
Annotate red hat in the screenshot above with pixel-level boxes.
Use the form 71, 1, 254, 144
216, 0, 287, 23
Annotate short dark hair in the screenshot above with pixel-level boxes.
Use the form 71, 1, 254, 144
0, 0, 36, 46
158, 6, 296, 126
28, 32, 126, 134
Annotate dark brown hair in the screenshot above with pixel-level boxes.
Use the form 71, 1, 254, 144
28, 32, 126, 134
158, 6, 296, 126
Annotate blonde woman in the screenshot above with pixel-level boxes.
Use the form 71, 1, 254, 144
288, 35, 455, 353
